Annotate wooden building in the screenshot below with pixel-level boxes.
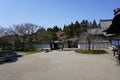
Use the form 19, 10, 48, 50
104, 8, 120, 46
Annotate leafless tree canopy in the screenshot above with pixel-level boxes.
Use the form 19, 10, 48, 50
9, 23, 41, 36
0, 23, 42, 51
0, 26, 7, 37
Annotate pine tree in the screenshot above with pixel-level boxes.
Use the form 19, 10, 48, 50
92, 20, 98, 28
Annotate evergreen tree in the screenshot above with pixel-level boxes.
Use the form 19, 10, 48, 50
47, 26, 61, 32
74, 21, 81, 37
47, 28, 53, 32
52, 26, 60, 32
63, 25, 71, 38
92, 20, 98, 28
80, 20, 89, 32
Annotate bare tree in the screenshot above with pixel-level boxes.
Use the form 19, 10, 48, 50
79, 31, 94, 50
0, 26, 12, 50
0, 26, 7, 37
8, 23, 41, 51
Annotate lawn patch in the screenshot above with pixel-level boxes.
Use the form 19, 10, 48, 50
75, 49, 107, 54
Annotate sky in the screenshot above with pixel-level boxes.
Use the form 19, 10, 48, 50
0, 0, 120, 28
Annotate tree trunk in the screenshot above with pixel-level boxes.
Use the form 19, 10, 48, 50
88, 41, 91, 50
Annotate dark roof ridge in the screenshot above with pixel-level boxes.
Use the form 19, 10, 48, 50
100, 19, 112, 22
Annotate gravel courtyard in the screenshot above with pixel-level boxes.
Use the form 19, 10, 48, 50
0, 50, 120, 80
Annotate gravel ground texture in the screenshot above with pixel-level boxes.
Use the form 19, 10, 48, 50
0, 49, 120, 80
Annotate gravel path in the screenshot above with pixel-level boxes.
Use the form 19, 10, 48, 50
0, 50, 120, 80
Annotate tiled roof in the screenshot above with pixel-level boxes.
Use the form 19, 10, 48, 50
87, 29, 104, 35
100, 19, 112, 31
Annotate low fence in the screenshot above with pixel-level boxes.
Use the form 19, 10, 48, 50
78, 41, 111, 50
33, 41, 112, 50
33, 44, 50, 49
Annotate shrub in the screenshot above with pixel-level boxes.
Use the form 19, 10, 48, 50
75, 49, 107, 54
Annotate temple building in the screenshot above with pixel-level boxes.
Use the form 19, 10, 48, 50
100, 19, 112, 35
104, 8, 120, 46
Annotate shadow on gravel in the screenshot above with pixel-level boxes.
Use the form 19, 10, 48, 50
0, 52, 23, 65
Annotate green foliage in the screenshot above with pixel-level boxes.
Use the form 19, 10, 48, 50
75, 49, 107, 54
92, 20, 98, 28
47, 26, 61, 32
35, 29, 57, 44
0, 19, 98, 52
25, 49, 44, 55
63, 20, 95, 38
